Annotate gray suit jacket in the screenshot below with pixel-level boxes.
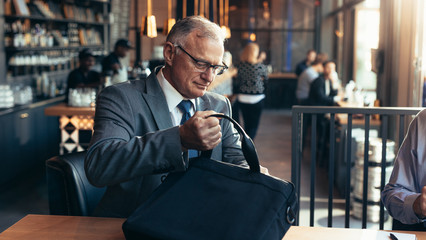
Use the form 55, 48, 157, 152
85, 69, 246, 217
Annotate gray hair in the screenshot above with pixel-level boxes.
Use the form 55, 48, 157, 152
166, 16, 225, 48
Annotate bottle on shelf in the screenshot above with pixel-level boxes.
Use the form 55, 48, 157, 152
4, 23, 13, 47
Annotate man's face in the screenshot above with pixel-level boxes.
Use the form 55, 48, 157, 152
116, 46, 130, 58
80, 56, 95, 71
324, 62, 336, 76
307, 51, 316, 63
168, 32, 224, 99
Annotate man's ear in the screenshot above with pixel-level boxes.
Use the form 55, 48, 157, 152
163, 42, 175, 66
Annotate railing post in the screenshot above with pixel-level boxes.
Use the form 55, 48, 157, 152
291, 108, 302, 225
362, 114, 370, 228
345, 114, 352, 228
310, 114, 317, 227
379, 115, 389, 230
328, 113, 335, 227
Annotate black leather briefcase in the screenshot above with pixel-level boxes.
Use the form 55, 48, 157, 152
122, 114, 298, 240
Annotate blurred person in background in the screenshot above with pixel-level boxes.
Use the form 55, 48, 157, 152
66, 48, 101, 102
295, 53, 328, 105
102, 39, 133, 85
307, 60, 342, 106
234, 43, 268, 140
307, 60, 342, 167
295, 49, 317, 77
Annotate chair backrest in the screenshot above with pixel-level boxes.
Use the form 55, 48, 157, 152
46, 151, 106, 216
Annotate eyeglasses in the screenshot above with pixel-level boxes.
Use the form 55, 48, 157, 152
175, 45, 228, 75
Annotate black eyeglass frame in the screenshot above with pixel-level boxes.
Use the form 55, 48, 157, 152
174, 44, 228, 75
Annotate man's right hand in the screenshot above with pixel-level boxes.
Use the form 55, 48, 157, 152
179, 111, 222, 151
413, 186, 426, 219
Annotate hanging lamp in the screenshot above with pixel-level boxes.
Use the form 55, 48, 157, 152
194, 0, 198, 15
142, 0, 157, 38
224, 0, 230, 38
182, 0, 187, 18
204, 0, 209, 19
220, 0, 230, 38
163, 0, 176, 35
199, 0, 204, 17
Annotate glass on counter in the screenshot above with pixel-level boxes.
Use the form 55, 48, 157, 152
68, 88, 96, 107
12, 85, 33, 105
0, 85, 14, 108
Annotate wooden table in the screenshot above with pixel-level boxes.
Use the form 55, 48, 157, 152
0, 214, 126, 240
4, 215, 424, 240
283, 226, 425, 240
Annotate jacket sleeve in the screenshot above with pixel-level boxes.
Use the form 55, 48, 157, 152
85, 85, 186, 187
310, 77, 335, 106
381, 110, 426, 224
220, 96, 248, 167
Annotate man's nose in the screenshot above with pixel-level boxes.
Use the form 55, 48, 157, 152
201, 67, 215, 81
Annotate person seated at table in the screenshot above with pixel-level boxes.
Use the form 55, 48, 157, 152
306, 60, 342, 167
296, 53, 328, 105
66, 49, 101, 101
382, 109, 426, 231
84, 16, 256, 218
295, 49, 317, 77
307, 60, 342, 106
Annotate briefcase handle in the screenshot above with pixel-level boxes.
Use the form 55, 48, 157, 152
205, 113, 260, 173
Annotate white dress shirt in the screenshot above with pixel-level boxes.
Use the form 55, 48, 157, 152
156, 68, 195, 126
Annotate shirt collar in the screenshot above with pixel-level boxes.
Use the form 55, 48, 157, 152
156, 68, 196, 112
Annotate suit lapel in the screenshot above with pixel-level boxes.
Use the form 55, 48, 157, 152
196, 95, 211, 112
142, 71, 174, 130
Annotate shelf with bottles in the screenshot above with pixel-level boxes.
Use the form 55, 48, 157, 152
3, 14, 105, 26
4, 19, 104, 49
6, 47, 105, 77
5, 45, 105, 52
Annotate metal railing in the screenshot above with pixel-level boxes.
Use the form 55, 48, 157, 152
291, 106, 423, 229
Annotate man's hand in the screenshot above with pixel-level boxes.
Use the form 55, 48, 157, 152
413, 186, 426, 219
179, 111, 222, 151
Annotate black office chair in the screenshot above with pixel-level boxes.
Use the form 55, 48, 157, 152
46, 151, 106, 216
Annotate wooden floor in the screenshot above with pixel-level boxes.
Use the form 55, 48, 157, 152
254, 109, 293, 181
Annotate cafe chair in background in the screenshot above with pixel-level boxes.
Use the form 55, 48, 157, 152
46, 151, 106, 216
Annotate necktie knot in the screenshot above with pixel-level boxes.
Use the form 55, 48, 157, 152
177, 100, 192, 114
178, 100, 192, 125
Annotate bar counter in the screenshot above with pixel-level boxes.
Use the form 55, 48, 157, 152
265, 72, 297, 109
0, 96, 65, 187
44, 103, 96, 154
0, 95, 65, 117
44, 102, 96, 117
